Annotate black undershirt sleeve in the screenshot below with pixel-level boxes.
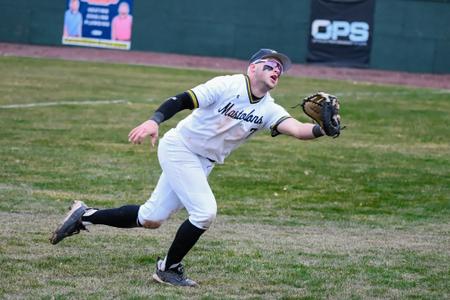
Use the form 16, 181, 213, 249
149, 92, 195, 124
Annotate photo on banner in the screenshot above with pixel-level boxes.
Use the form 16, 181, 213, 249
62, 0, 133, 50
307, 0, 375, 67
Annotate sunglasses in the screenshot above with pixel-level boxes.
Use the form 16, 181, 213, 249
254, 59, 284, 75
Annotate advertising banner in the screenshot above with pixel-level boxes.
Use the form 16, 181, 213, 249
62, 0, 133, 50
307, 0, 375, 67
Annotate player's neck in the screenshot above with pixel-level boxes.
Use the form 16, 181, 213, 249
248, 76, 270, 98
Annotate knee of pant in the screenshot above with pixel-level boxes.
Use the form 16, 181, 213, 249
138, 206, 169, 229
190, 209, 217, 230
141, 219, 162, 229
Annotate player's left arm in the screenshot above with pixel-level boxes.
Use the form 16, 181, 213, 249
274, 117, 324, 140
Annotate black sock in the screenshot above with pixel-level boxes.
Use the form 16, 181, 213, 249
165, 219, 205, 269
81, 205, 141, 228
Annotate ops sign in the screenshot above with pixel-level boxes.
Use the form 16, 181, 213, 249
311, 19, 370, 45
307, 0, 375, 67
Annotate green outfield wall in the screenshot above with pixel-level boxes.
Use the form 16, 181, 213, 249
0, 0, 449, 73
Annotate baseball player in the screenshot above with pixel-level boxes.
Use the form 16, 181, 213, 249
50, 48, 329, 287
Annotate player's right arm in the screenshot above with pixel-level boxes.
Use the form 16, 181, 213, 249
128, 75, 227, 146
128, 92, 196, 146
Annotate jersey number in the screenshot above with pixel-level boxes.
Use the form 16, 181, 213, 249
246, 128, 258, 139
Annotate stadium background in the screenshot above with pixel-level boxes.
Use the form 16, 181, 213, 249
1, 1, 449, 298
0, 0, 449, 74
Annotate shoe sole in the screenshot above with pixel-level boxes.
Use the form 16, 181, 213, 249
152, 273, 198, 287
152, 273, 172, 286
50, 201, 86, 245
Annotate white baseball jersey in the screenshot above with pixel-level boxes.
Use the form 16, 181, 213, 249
174, 74, 290, 164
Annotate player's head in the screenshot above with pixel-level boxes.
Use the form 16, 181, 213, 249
247, 48, 292, 90
248, 48, 292, 74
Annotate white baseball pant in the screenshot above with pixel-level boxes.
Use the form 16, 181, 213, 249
137, 129, 216, 230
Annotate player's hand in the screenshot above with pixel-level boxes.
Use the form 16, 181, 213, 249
128, 120, 159, 147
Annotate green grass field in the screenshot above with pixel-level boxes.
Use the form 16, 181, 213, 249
0, 56, 449, 299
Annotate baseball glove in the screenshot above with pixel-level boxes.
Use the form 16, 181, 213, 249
301, 92, 341, 138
